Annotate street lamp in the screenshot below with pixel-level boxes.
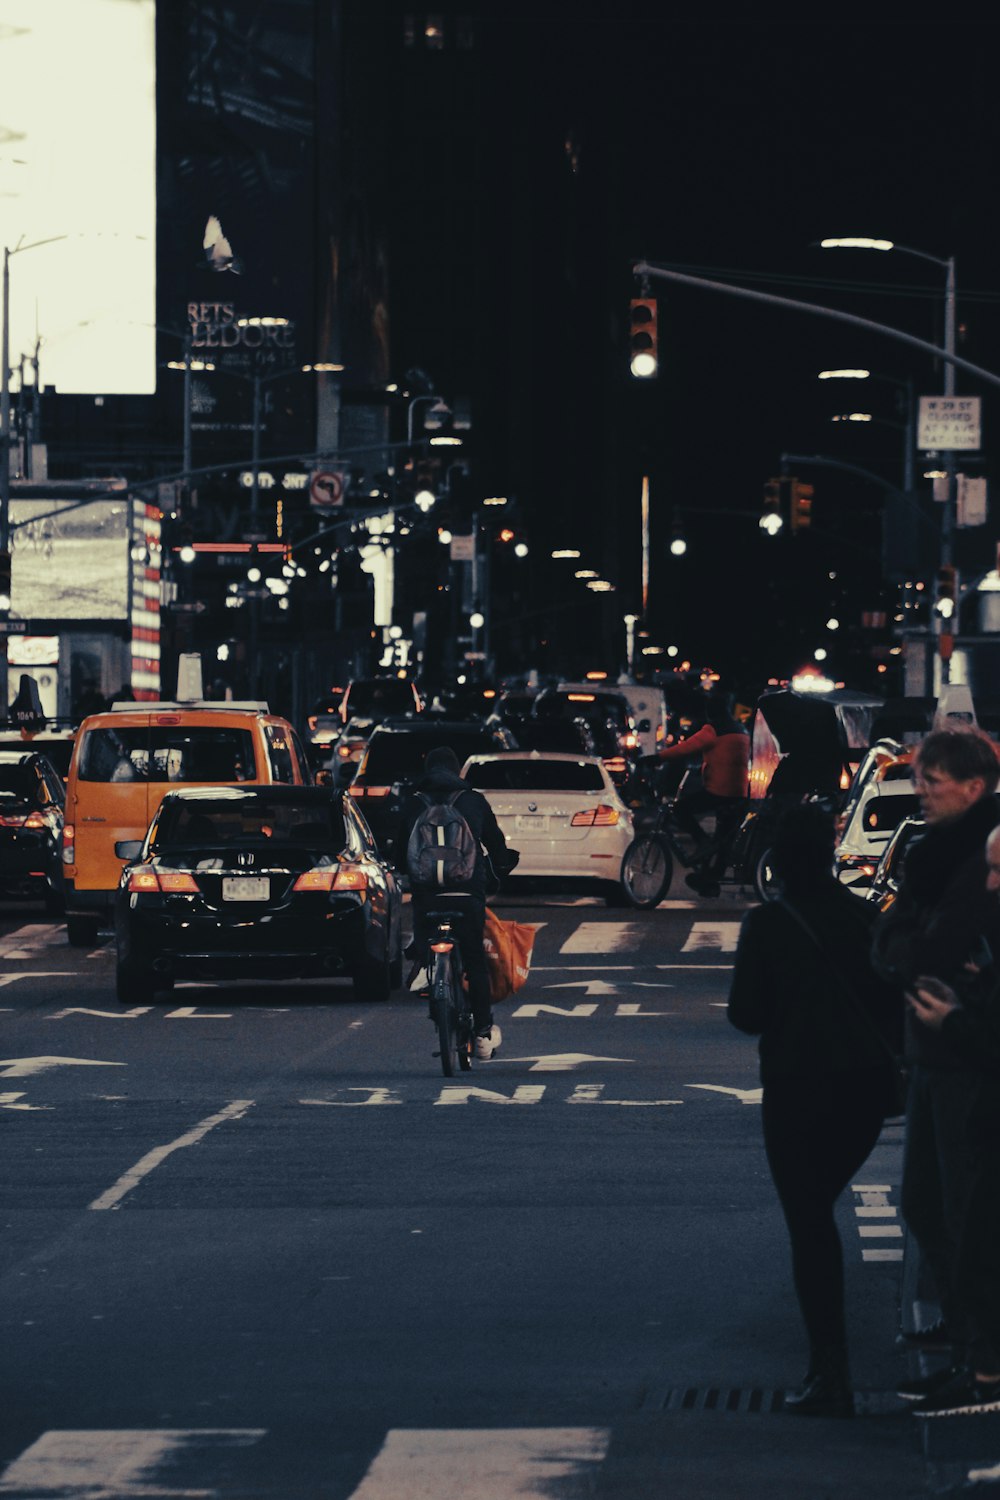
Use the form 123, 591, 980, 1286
818, 367, 916, 492
407, 394, 451, 443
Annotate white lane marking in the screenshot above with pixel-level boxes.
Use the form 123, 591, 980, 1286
0, 1055, 126, 1079
680, 921, 741, 953
88, 1100, 254, 1211
545, 979, 620, 995
434, 1086, 546, 1105
0, 922, 64, 959
686, 1083, 763, 1104
567, 1083, 682, 1107
659, 964, 734, 971
0, 1428, 267, 1497
301, 1088, 404, 1106
47, 1006, 153, 1019
0, 971, 74, 988
164, 1007, 232, 1020
532, 966, 635, 971
0, 1091, 52, 1111
969, 1462, 1000, 1483
503, 1052, 633, 1073
347, 1427, 610, 1499
852, 1184, 904, 1263
559, 921, 640, 954
512, 1004, 599, 1018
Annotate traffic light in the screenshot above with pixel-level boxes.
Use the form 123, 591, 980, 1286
934, 564, 957, 621
760, 478, 783, 536
789, 478, 814, 533
629, 298, 658, 379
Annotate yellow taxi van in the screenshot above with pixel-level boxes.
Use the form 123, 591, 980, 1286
62, 701, 312, 946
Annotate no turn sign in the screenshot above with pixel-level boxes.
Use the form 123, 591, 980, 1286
310, 470, 345, 509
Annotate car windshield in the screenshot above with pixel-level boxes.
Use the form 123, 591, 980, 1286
362, 732, 493, 781
509, 720, 589, 753
862, 794, 921, 833
347, 681, 416, 716
77, 727, 257, 783
465, 759, 605, 792
0, 766, 34, 802
152, 798, 347, 849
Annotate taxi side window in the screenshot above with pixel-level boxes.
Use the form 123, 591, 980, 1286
289, 729, 311, 784
265, 724, 296, 783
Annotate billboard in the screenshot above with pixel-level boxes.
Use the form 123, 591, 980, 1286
0, 0, 156, 395
10, 499, 130, 620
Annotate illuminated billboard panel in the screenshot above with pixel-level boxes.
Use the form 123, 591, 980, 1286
11, 499, 130, 621
0, 0, 156, 395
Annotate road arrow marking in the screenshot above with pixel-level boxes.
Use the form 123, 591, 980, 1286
614, 1004, 676, 1016
504, 1053, 634, 1072
686, 1083, 762, 1105
566, 1083, 682, 1106
0, 1056, 127, 1079
0, 1091, 52, 1111
301, 1088, 404, 1107
511, 1004, 599, 1018
545, 980, 620, 996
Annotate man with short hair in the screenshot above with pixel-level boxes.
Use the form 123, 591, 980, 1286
395, 745, 517, 1059
901, 822, 1000, 1417
871, 727, 1000, 1396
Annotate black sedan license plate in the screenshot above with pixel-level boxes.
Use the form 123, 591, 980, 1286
222, 876, 270, 902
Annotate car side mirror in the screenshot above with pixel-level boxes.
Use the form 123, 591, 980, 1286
115, 840, 144, 861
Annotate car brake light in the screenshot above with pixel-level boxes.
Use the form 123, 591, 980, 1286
307, 716, 318, 732
603, 757, 626, 773
62, 824, 75, 864
126, 868, 198, 893
431, 940, 453, 953
571, 804, 620, 826
293, 869, 336, 892
350, 785, 390, 798
839, 768, 851, 790
623, 733, 639, 750
333, 867, 368, 891
655, 725, 665, 742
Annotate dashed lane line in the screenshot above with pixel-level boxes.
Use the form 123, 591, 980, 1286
88, 1099, 255, 1211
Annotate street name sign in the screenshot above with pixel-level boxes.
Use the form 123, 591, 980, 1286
918, 396, 981, 450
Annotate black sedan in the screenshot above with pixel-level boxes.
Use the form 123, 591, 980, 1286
0, 749, 65, 912
113, 786, 404, 1004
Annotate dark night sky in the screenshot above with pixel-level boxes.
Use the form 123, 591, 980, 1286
456, 10, 1000, 688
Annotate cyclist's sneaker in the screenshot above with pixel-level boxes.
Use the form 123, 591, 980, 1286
475, 1024, 502, 1060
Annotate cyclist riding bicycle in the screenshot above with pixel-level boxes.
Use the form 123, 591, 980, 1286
657, 691, 749, 896
395, 745, 519, 1059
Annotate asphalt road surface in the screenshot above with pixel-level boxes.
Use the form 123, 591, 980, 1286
0, 880, 996, 1498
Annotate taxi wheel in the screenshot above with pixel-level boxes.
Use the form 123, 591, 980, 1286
66, 915, 100, 948
352, 947, 392, 1003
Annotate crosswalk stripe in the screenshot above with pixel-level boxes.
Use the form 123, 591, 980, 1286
347, 1428, 610, 1499
680, 921, 741, 953
558, 921, 639, 954
0, 1429, 267, 1497
0, 922, 64, 960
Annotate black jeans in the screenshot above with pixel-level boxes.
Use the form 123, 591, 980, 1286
762, 1070, 887, 1368
901, 1066, 989, 1366
412, 894, 492, 1032
672, 789, 745, 879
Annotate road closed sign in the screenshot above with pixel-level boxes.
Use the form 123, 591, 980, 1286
918, 396, 982, 451
309, 470, 346, 509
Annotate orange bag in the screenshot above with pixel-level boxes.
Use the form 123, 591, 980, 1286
483, 907, 536, 1004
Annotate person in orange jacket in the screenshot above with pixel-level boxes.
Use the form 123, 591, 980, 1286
658, 691, 750, 895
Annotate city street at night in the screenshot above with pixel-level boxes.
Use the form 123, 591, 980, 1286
0, 887, 985, 1497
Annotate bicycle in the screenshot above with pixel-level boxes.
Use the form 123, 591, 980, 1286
421, 900, 476, 1076
619, 758, 784, 906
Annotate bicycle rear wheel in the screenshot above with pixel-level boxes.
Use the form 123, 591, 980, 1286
620, 834, 673, 908
432, 951, 460, 1077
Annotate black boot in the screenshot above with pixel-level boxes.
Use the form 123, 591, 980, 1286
785, 1349, 854, 1419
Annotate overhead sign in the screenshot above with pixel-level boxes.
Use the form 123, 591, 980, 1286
310, 470, 345, 510
450, 533, 475, 562
918, 396, 981, 451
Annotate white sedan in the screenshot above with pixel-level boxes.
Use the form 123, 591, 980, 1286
461, 751, 637, 905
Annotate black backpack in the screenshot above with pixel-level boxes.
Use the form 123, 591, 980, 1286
405, 790, 478, 888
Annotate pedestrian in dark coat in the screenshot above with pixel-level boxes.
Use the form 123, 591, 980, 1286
728, 803, 902, 1418
870, 727, 1000, 1384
